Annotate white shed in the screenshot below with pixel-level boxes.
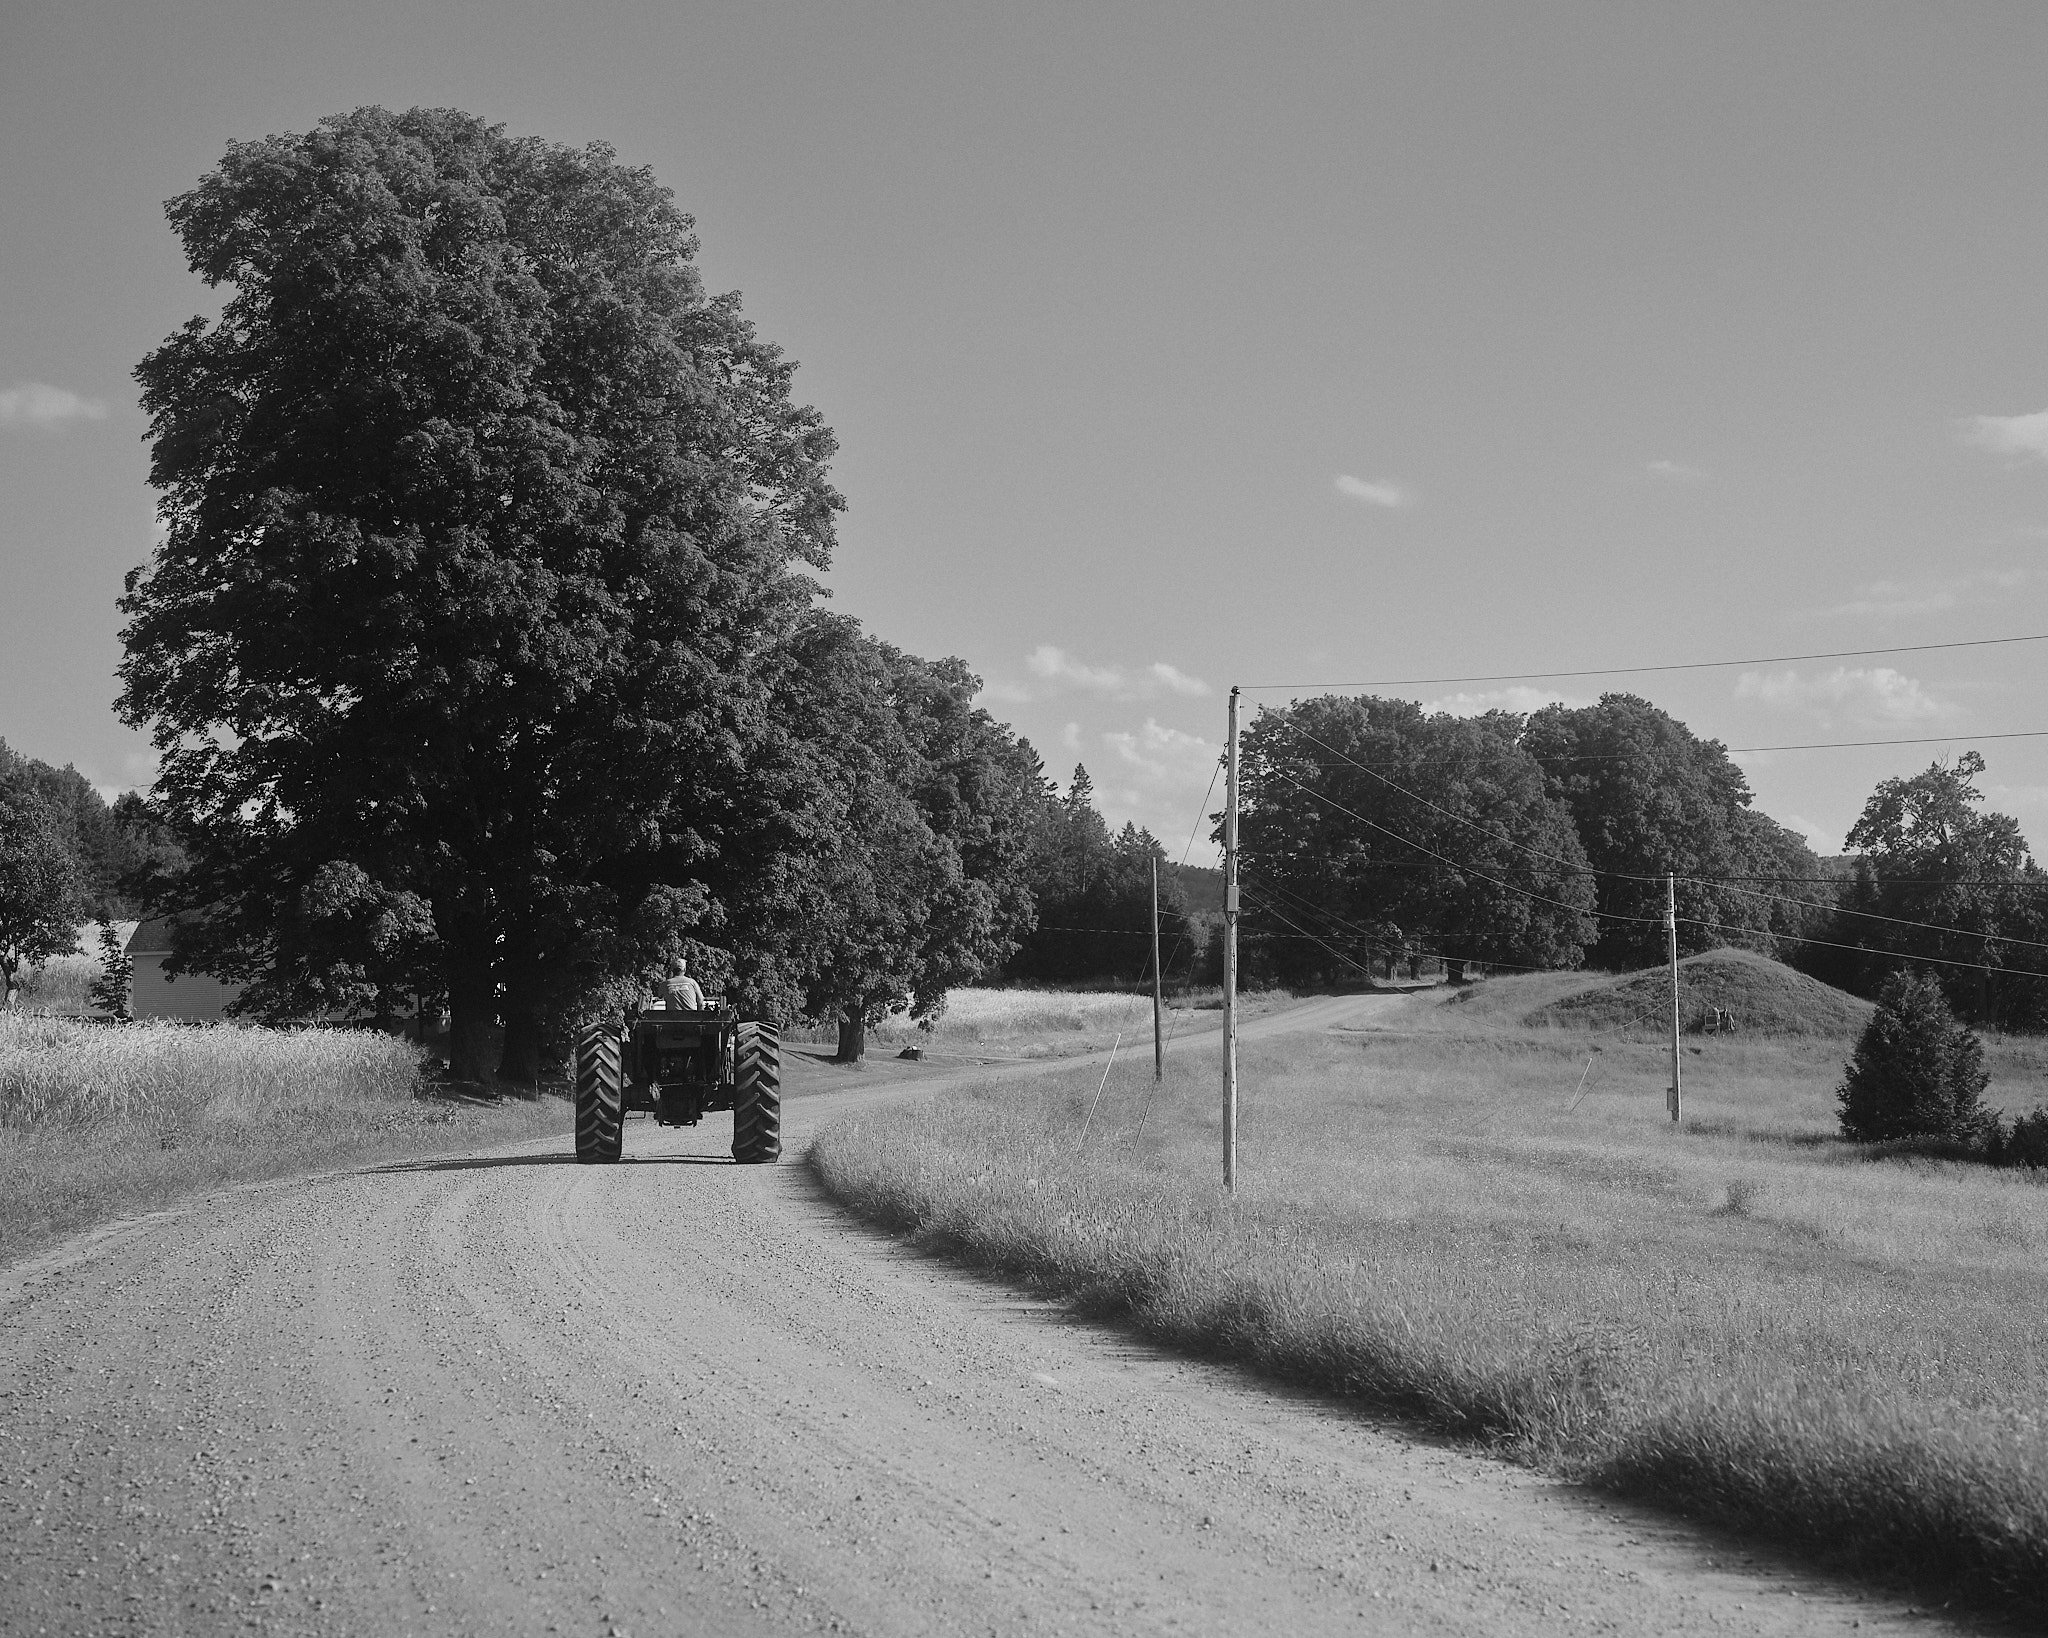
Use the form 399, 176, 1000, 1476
127, 916, 244, 1023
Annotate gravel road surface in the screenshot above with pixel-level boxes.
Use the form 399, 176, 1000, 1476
1, 997, 1976, 1635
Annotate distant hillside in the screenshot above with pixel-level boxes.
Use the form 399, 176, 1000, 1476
1164, 863, 1223, 916
1530, 948, 1872, 1037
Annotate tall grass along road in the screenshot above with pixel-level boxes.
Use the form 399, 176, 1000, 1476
813, 974, 2048, 1626
2, 1016, 1976, 1636
0, 1013, 570, 1262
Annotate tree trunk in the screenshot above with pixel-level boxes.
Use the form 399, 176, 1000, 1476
497, 1004, 544, 1087
496, 950, 545, 1087
835, 1011, 866, 1063
442, 924, 498, 1084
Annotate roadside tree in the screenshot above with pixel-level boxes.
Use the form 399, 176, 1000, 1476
756, 622, 1045, 1060
120, 107, 841, 1080
0, 771, 89, 1008
1236, 697, 1597, 987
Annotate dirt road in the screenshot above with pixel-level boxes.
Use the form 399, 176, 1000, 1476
0, 997, 1972, 1635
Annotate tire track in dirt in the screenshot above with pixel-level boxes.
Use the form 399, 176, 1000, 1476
0, 1001, 1987, 1634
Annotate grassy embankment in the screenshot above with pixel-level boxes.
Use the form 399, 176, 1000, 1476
784, 984, 1297, 1061
0, 1014, 570, 1266
811, 955, 2048, 1609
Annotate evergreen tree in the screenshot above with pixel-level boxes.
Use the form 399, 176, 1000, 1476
1838, 968, 1993, 1145
1007, 768, 1195, 983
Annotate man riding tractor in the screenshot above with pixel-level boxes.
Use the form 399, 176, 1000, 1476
571, 954, 781, 1165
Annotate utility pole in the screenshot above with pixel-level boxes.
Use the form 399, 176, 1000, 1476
1223, 686, 1241, 1192
1666, 872, 1681, 1123
1151, 854, 1164, 1083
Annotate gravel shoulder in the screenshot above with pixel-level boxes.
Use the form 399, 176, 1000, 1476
0, 997, 1995, 1636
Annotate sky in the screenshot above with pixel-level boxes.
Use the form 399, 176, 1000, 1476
2, 0, 2045, 865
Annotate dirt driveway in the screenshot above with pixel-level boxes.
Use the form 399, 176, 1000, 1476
0, 996, 1974, 1635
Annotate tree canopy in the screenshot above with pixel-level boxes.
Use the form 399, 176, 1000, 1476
1523, 694, 1824, 968
1828, 753, 2048, 1027
761, 621, 1045, 1058
121, 107, 843, 1077
0, 756, 89, 1004
1004, 766, 1198, 985
1235, 698, 1597, 985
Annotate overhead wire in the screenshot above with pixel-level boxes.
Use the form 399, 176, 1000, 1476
1255, 761, 2048, 983
1283, 726, 2048, 769
1239, 629, 2048, 692
1266, 717, 2048, 956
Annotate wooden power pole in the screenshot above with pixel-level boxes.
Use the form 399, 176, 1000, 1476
1666, 871, 1681, 1123
1151, 855, 1164, 1083
1223, 685, 1241, 1192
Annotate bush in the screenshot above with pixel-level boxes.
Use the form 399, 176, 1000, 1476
1838, 969, 1992, 1145
1990, 1107, 2048, 1170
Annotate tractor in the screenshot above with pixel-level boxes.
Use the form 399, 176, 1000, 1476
573, 1005, 782, 1164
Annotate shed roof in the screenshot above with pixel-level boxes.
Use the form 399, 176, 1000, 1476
127, 913, 198, 955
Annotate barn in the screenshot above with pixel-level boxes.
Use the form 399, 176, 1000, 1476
126, 915, 244, 1023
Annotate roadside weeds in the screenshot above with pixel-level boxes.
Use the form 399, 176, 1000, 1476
807, 1030, 2048, 1624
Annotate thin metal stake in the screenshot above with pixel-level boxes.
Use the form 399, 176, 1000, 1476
1078, 1033, 1124, 1148
1152, 855, 1164, 1083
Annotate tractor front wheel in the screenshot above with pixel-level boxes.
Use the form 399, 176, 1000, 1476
732, 1022, 782, 1164
574, 1026, 625, 1163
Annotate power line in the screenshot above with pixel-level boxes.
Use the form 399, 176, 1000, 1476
1284, 720, 1600, 880
1284, 726, 2048, 770
1239, 630, 2048, 692
1240, 873, 1565, 978
1268, 718, 2048, 952
1271, 768, 1648, 926
1261, 767, 2048, 978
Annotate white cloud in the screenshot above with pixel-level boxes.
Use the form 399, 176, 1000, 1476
1963, 409, 2048, 460
1780, 814, 1836, 852
1101, 718, 1219, 782
1023, 645, 1212, 701
1335, 474, 1412, 508
1060, 721, 1083, 753
1735, 666, 1948, 727
1028, 644, 1124, 691
0, 380, 109, 429
1646, 459, 1707, 483
1146, 662, 1211, 698
1421, 686, 1597, 717
1823, 566, 2029, 620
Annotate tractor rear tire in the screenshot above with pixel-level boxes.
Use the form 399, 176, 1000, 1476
732, 1022, 782, 1164
574, 1026, 624, 1164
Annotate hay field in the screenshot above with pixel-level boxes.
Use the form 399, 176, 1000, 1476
787, 986, 1295, 1059
810, 969, 2048, 1609
0, 1014, 568, 1263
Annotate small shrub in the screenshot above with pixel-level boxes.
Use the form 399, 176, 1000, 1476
1990, 1107, 2048, 1170
88, 924, 132, 1021
1837, 969, 1992, 1146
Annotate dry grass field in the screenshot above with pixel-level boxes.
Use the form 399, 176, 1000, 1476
810, 965, 2048, 1608
786, 985, 1296, 1060
0, 1014, 569, 1264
